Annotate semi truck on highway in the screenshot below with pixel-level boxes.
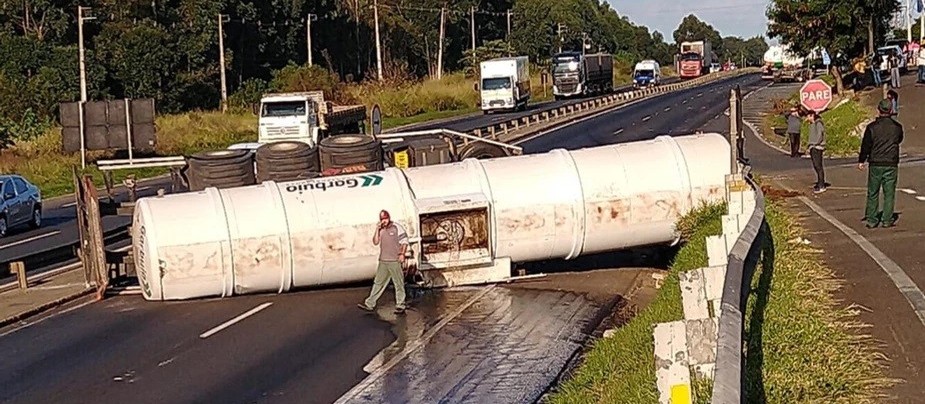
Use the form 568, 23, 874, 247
632, 60, 661, 88
762, 45, 811, 83
551, 52, 615, 99
679, 41, 713, 79
477, 56, 531, 114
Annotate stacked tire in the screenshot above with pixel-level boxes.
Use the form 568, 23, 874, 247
318, 134, 383, 176
255, 141, 321, 183
186, 150, 256, 192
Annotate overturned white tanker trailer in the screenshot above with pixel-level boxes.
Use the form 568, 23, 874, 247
132, 133, 731, 301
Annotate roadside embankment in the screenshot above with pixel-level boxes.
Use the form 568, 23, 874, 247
546, 194, 889, 403
761, 81, 875, 158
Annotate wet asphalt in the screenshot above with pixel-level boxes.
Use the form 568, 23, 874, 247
0, 74, 760, 404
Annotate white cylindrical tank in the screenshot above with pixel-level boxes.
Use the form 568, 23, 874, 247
133, 133, 730, 300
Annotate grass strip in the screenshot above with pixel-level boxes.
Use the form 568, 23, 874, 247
546, 198, 888, 403
762, 95, 873, 158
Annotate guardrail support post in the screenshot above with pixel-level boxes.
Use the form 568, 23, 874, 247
13, 262, 27, 289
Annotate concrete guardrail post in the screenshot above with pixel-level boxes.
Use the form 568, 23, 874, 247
13, 261, 27, 289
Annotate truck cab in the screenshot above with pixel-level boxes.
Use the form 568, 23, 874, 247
258, 93, 322, 147
253, 92, 366, 150
633, 60, 661, 88
679, 52, 704, 78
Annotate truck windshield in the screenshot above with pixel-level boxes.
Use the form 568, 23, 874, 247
482, 77, 512, 91
680, 53, 701, 61
635, 69, 654, 77
262, 101, 307, 117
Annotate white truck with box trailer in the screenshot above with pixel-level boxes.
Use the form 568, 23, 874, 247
477, 57, 531, 114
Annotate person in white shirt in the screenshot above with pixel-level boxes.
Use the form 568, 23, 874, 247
917, 49, 925, 84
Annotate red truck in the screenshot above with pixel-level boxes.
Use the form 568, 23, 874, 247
678, 41, 713, 79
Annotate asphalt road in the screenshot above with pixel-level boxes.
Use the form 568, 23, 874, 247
0, 176, 174, 279
393, 81, 677, 133
0, 73, 761, 403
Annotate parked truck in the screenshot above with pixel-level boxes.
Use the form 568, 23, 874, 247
632, 60, 661, 88
477, 57, 531, 114
762, 45, 811, 83
551, 52, 615, 99
679, 41, 713, 79
254, 92, 367, 148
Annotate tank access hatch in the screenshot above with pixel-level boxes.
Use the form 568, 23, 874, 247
410, 192, 512, 288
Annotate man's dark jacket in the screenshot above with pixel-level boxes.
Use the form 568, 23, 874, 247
859, 116, 904, 166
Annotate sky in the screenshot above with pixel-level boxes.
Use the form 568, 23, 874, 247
607, 0, 773, 41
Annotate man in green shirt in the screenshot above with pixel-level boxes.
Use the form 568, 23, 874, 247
858, 99, 904, 228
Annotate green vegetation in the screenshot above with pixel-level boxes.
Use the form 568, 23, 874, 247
548, 198, 887, 403
763, 95, 873, 157
741, 203, 889, 403
548, 202, 725, 404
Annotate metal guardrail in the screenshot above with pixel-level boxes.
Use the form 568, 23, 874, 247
710, 175, 766, 404
460, 68, 760, 145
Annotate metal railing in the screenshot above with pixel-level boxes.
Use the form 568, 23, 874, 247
711, 176, 766, 404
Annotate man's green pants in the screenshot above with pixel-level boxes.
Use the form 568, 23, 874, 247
865, 166, 898, 226
364, 261, 406, 309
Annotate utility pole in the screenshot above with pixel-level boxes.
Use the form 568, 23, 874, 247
78, 6, 94, 103
307, 13, 317, 66
506, 9, 512, 41
907, 0, 913, 42
581, 32, 589, 55
437, 6, 445, 80
218, 14, 228, 113
373, 0, 383, 81
470, 6, 476, 53
354, 0, 361, 77
77, 6, 95, 170
557, 23, 564, 53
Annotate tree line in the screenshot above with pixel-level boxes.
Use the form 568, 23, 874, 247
0, 0, 767, 146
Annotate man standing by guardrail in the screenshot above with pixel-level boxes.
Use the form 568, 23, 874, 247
359, 210, 409, 314
858, 99, 904, 228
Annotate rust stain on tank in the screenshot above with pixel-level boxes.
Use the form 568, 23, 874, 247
590, 199, 629, 225
322, 232, 347, 256
499, 210, 547, 233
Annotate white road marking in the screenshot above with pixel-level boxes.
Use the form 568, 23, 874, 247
798, 196, 925, 328
642, 115, 651, 122
899, 188, 917, 195
199, 302, 273, 339
0, 231, 61, 250
158, 358, 176, 367
335, 285, 496, 404
613, 128, 624, 135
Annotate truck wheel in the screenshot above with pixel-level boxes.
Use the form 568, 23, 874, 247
187, 149, 256, 191
318, 134, 383, 175
457, 142, 510, 160
255, 141, 321, 183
